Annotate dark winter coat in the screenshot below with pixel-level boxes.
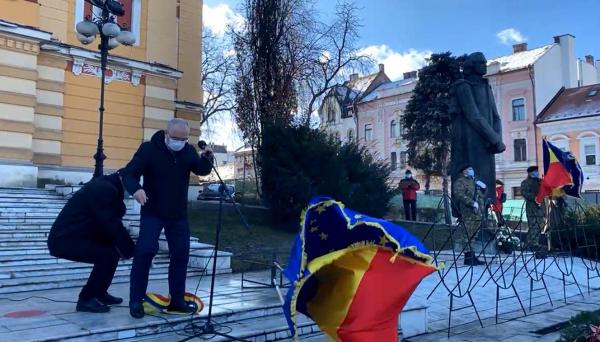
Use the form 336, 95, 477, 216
122, 130, 212, 220
47, 174, 135, 258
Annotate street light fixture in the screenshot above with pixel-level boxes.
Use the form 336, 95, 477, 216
75, 0, 136, 179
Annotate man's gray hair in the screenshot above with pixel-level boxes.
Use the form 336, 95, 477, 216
167, 118, 190, 133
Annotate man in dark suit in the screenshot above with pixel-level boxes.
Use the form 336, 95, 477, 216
47, 171, 134, 313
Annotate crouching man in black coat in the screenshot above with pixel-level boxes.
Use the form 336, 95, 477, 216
47, 171, 135, 313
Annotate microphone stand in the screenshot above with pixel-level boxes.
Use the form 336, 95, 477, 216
192, 152, 251, 341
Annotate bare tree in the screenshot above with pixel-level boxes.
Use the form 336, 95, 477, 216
297, 1, 371, 127
201, 29, 236, 128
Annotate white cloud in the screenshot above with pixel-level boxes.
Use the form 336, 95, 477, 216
358, 45, 431, 81
203, 3, 245, 37
497, 28, 527, 45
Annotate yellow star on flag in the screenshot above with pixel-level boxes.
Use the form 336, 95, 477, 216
320, 232, 328, 241
315, 205, 327, 214
310, 226, 319, 233
378, 235, 389, 246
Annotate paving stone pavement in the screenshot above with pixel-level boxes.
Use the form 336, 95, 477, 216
404, 252, 600, 341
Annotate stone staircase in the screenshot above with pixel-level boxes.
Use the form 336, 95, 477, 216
0, 186, 232, 294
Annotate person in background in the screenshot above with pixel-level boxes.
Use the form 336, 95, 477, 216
123, 118, 213, 318
521, 166, 547, 258
47, 170, 134, 313
398, 169, 420, 221
452, 164, 487, 266
492, 179, 507, 227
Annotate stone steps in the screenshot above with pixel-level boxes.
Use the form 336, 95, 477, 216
0, 187, 233, 295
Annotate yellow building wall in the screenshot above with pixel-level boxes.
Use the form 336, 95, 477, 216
146, 0, 178, 67
39, 0, 69, 42
0, 0, 40, 27
62, 72, 144, 169
177, 0, 203, 103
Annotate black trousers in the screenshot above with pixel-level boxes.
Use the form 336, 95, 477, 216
48, 237, 119, 300
403, 200, 417, 221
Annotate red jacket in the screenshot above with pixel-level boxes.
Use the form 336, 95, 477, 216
399, 178, 420, 201
492, 185, 504, 213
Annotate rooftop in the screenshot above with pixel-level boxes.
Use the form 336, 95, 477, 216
537, 83, 600, 123
487, 44, 554, 74
359, 77, 417, 103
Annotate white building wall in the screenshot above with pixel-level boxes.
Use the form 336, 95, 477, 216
533, 45, 563, 115
580, 60, 599, 86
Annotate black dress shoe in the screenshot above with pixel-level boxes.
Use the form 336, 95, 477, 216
76, 298, 110, 313
129, 301, 145, 319
167, 298, 195, 314
98, 292, 123, 306
463, 252, 486, 266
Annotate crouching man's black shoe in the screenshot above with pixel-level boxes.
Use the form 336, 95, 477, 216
129, 301, 145, 319
167, 297, 195, 314
76, 298, 110, 313
98, 292, 123, 306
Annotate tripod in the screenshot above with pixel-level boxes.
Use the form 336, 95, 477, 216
190, 152, 251, 341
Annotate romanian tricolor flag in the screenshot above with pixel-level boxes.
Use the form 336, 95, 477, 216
283, 197, 436, 341
536, 139, 584, 204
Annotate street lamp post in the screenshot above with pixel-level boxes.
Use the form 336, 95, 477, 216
75, 0, 136, 178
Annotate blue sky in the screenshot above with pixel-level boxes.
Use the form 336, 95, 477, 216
203, 0, 600, 148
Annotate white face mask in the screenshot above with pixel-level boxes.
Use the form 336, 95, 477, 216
166, 135, 186, 152
465, 168, 475, 178
405, 173, 412, 179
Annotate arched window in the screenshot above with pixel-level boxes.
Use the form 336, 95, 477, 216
334, 131, 341, 142
364, 124, 373, 141
390, 120, 397, 138
549, 134, 570, 152
347, 129, 354, 142
327, 108, 334, 122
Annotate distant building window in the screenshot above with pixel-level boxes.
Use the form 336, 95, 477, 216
400, 151, 408, 167
390, 120, 397, 138
364, 124, 373, 141
512, 98, 525, 121
584, 144, 597, 165
327, 109, 334, 122
390, 152, 397, 170
512, 187, 522, 198
347, 129, 354, 142
514, 138, 526, 161
334, 131, 341, 142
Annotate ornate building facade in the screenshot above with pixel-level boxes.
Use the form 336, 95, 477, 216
0, 0, 203, 187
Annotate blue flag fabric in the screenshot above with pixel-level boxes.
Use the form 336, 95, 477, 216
282, 196, 434, 338
543, 139, 584, 198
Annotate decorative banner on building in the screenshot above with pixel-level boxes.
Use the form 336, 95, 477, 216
69, 58, 143, 86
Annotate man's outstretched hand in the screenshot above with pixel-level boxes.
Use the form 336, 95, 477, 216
133, 189, 148, 206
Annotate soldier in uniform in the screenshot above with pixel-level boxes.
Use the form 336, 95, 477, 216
452, 164, 487, 266
521, 166, 546, 258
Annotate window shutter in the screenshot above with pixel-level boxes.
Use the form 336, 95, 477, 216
117, 0, 133, 30
84, 1, 93, 20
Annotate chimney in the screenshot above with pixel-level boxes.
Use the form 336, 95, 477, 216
403, 70, 417, 79
349, 73, 359, 81
553, 34, 578, 88
585, 55, 594, 65
378, 63, 385, 72
512, 43, 528, 53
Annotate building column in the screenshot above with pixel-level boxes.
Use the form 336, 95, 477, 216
0, 33, 39, 186
142, 75, 177, 141
33, 53, 66, 167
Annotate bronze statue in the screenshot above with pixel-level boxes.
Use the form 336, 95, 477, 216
450, 52, 505, 206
